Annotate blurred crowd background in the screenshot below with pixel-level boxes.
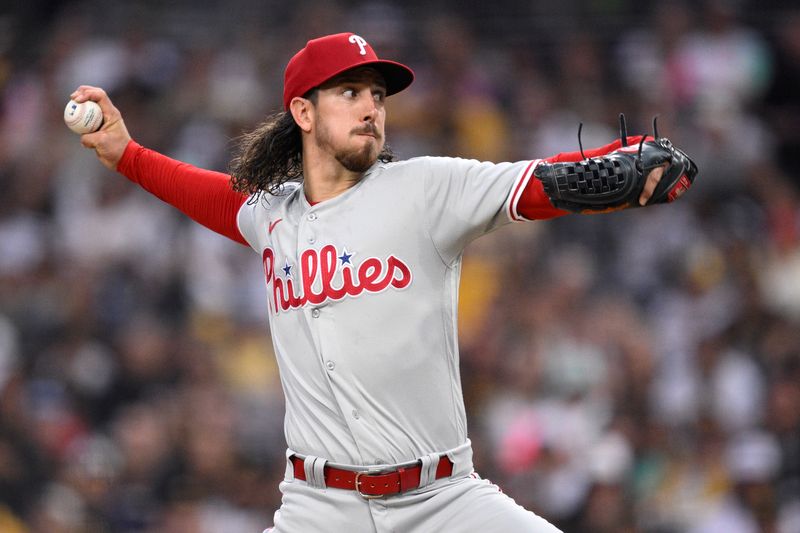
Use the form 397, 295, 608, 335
1, 0, 799, 531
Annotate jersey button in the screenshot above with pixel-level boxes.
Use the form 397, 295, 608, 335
308, 213, 318, 221
308, 235, 316, 244
311, 308, 320, 318
351, 409, 360, 419
325, 360, 335, 371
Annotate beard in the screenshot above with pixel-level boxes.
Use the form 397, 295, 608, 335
336, 143, 378, 173
315, 119, 382, 173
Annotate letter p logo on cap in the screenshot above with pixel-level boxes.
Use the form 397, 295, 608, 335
348, 34, 368, 55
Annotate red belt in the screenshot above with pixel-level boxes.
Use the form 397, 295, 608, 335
290, 454, 454, 498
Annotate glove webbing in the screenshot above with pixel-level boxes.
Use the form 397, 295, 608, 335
538, 152, 642, 211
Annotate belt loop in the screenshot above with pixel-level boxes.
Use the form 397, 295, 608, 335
446, 439, 472, 478
285, 450, 295, 481
418, 453, 440, 488
303, 456, 327, 489
314, 456, 327, 488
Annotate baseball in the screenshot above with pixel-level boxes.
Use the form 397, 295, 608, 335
64, 99, 103, 134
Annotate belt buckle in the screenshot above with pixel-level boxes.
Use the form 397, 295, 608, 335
354, 468, 388, 500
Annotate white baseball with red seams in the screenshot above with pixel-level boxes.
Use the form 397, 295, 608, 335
64, 99, 103, 134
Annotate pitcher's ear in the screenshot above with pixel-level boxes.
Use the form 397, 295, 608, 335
289, 97, 313, 133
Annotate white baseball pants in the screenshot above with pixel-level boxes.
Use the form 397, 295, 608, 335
264, 448, 562, 532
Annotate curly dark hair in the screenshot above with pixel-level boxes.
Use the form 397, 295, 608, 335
229, 111, 303, 196
229, 97, 395, 196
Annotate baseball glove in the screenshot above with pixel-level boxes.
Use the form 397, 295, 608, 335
533, 115, 698, 213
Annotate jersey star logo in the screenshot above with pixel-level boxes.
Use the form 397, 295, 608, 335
338, 247, 354, 265
282, 259, 293, 278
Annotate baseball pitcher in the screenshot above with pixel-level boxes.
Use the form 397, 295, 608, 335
72, 33, 697, 532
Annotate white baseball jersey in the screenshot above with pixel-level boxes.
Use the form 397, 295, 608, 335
236, 156, 539, 467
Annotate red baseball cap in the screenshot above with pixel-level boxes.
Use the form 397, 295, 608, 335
283, 32, 414, 110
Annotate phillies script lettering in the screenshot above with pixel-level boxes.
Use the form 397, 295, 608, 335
262, 245, 412, 313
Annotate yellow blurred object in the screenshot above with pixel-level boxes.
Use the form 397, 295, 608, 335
190, 312, 234, 344
686, 243, 726, 291
0, 505, 27, 533
454, 99, 509, 161
458, 256, 501, 344
219, 334, 279, 392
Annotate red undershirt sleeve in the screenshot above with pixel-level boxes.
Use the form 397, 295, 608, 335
116, 140, 250, 246
514, 135, 646, 220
